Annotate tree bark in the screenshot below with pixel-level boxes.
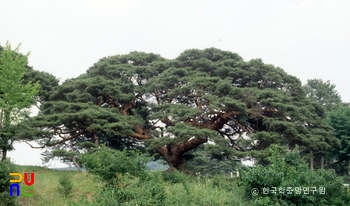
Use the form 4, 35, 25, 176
1, 148, 7, 161
156, 137, 208, 172
158, 145, 186, 172
69, 139, 81, 172
72, 157, 81, 172
92, 133, 99, 147
310, 150, 314, 170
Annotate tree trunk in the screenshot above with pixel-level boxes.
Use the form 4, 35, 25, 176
72, 157, 81, 172
155, 137, 208, 172
161, 146, 186, 172
69, 139, 81, 172
1, 148, 7, 161
165, 154, 186, 172
310, 150, 314, 170
321, 155, 324, 170
92, 133, 99, 147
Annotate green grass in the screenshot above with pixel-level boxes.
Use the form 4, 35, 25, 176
13, 165, 102, 206
12, 165, 250, 206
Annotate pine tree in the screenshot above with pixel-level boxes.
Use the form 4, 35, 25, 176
26, 48, 338, 171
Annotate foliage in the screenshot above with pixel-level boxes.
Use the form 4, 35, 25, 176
78, 144, 150, 182
14, 163, 349, 206
0, 159, 17, 206
328, 105, 350, 175
58, 174, 73, 198
241, 145, 349, 205
161, 170, 191, 184
42, 149, 79, 166
304, 79, 342, 112
0, 41, 39, 160
25, 48, 338, 172
68, 171, 247, 206
23, 69, 60, 102
13, 165, 102, 206
303, 79, 345, 171
184, 144, 242, 175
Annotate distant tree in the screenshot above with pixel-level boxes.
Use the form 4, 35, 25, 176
304, 79, 342, 112
26, 48, 338, 172
0, 41, 39, 160
328, 105, 350, 175
303, 79, 344, 169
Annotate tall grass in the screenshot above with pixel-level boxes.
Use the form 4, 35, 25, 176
13, 165, 249, 206
14, 165, 102, 206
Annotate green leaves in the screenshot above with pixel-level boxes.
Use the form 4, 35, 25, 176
37, 101, 134, 135
0, 42, 39, 110
0, 160, 16, 205
304, 79, 342, 112
22, 47, 340, 172
0, 42, 39, 159
328, 105, 350, 174
242, 145, 348, 205
79, 145, 150, 182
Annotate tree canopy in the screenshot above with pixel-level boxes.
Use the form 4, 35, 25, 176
304, 79, 342, 112
23, 48, 339, 171
328, 105, 350, 175
0, 42, 39, 160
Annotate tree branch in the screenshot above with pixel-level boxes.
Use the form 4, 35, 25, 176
46, 132, 84, 147
25, 141, 45, 149
182, 136, 208, 153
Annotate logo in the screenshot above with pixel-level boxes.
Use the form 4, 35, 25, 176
9, 172, 35, 197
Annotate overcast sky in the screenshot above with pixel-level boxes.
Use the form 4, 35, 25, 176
1, 0, 349, 167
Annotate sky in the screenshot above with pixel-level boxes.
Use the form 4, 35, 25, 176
1, 0, 349, 167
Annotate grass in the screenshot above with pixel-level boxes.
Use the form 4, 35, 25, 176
11, 165, 250, 206
13, 165, 103, 206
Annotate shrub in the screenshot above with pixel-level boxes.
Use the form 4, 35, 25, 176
241, 145, 350, 205
89, 172, 166, 206
58, 174, 73, 198
0, 159, 17, 206
161, 170, 190, 184
211, 174, 238, 191
79, 145, 150, 183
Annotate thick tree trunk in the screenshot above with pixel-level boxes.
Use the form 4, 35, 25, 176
129, 123, 208, 172
156, 137, 208, 172
165, 153, 186, 172
158, 145, 186, 172
1, 148, 7, 161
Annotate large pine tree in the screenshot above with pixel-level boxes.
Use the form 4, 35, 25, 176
26, 48, 338, 171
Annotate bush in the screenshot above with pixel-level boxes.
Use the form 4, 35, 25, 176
211, 174, 238, 191
241, 145, 350, 205
58, 174, 73, 198
68, 170, 249, 206
88, 172, 165, 206
0, 159, 17, 206
79, 145, 150, 183
161, 170, 190, 184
